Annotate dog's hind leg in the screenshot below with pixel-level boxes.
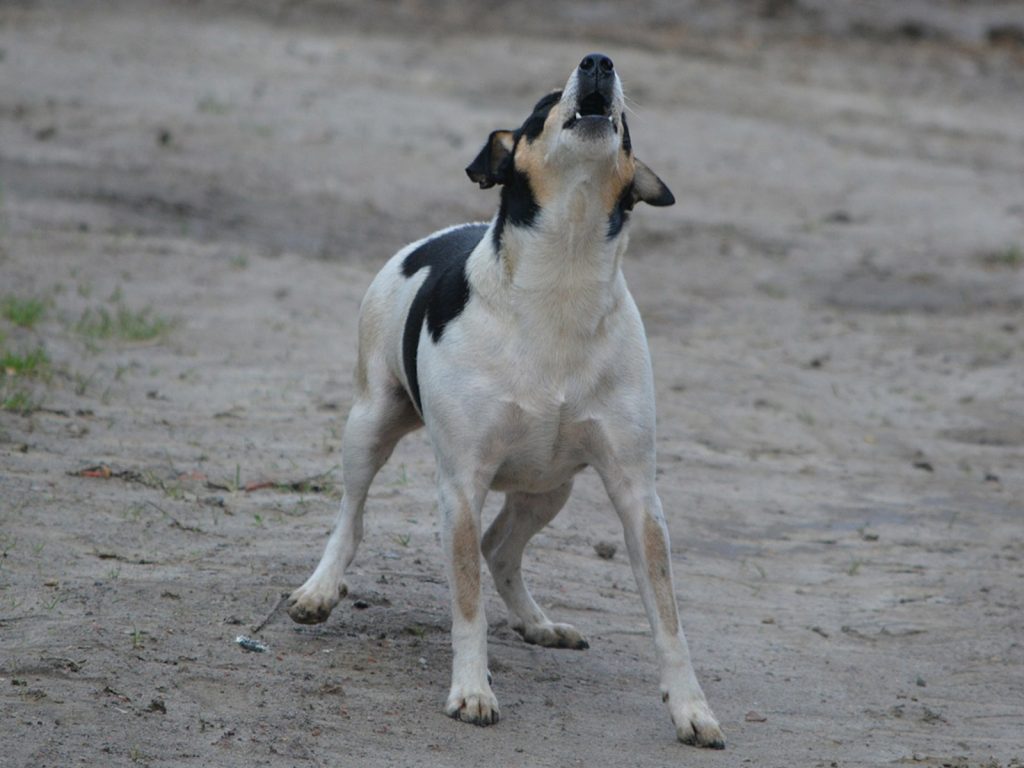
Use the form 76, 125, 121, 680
287, 387, 419, 624
482, 482, 588, 650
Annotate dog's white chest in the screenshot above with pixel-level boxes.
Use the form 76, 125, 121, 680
487, 396, 596, 493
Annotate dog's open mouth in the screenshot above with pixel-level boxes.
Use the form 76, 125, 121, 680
563, 91, 615, 130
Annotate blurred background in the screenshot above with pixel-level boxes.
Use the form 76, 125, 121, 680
1, 2, 1023, 767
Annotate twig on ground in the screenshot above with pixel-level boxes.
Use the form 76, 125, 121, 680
251, 592, 290, 634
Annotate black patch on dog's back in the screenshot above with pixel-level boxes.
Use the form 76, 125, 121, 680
401, 223, 488, 413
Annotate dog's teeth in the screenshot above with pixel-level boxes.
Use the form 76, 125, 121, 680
607, 115, 613, 123
575, 111, 582, 120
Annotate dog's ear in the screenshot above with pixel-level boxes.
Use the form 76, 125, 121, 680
632, 159, 675, 207
465, 130, 515, 189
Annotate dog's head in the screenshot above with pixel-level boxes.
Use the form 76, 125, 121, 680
466, 53, 673, 245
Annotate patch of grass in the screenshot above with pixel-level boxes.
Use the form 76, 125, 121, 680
1, 296, 47, 328
197, 95, 231, 115
76, 304, 173, 342
73, 370, 96, 396
162, 481, 185, 501
403, 624, 427, 638
1, 343, 49, 413
1, 388, 39, 414
979, 245, 1023, 269
1, 345, 49, 377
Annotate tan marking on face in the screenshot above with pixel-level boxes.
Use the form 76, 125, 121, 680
452, 492, 481, 621
643, 514, 679, 631
511, 109, 564, 209
514, 105, 636, 226
600, 150, 636, 218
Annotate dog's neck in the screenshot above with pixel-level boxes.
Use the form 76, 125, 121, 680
478, 171, 630, 339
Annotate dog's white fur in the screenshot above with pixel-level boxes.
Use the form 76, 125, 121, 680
288, 57, 724, 748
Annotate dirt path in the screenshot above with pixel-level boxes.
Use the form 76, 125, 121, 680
2, 2, 1023, 766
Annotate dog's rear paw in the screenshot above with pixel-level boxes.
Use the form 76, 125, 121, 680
670, 696, 725, 749
445, 688, 500, 726
286, 579, 348, 625
516, 621, 589, 650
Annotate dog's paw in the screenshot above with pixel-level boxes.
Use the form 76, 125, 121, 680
286, 579, 348, 625
445, 687, 500, 726
669, 695, 725, 749
516, 621, 589, 650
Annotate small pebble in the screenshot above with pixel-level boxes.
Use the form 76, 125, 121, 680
146, 698, 167, 714
594, 541, 617, 560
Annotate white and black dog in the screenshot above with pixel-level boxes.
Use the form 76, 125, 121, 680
287, 53, 724, 748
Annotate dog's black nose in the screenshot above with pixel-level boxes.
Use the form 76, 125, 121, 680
579, 53, 614, 76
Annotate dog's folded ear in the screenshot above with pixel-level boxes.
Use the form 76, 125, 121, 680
633, 159, 675, 207
466, 130, 516, 189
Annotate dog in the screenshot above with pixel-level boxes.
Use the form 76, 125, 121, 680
287, 53, 724, 748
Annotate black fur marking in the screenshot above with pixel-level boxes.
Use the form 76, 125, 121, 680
607, 182, 634, 240
493, 167, 540, 252
491, 91, 561, 251
401, 223, 488, 414
520, 91, 563, 143
622, 112, 632, 155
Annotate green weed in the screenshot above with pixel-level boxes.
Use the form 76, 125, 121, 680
1, 388, 39, 414
76, 304, 173, 342
1, 343, 48, 414
1, 345, 49, 377
197, 95, 231, 115
1, 296, 47, 328
980, 245, 1023, 269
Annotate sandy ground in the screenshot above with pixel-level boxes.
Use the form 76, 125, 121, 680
2, 1, 1023, 766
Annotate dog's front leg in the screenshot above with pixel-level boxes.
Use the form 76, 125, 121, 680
437, 475, 499, 725
600, 466, 724, 748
